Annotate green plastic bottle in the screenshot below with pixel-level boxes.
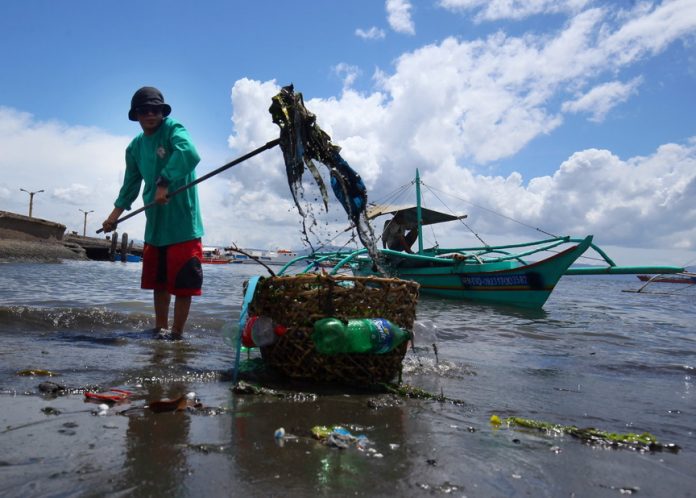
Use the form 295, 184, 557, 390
312, 318, 352, 354
312, 317, 411, 355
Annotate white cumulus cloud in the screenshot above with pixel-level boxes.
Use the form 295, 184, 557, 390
333, 63, 362, 91
439, 0, 591, 21
0, 107, 130, 235
355, 26, 386, 40
562, 77, 642, 122
386, 0, 415, 34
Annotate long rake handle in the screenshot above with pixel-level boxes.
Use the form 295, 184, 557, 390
96, 138, 280, 233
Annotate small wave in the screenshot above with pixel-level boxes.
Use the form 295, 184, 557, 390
402, 354, 476, 378
601, 361, 693, 376
0, 305, 152, 333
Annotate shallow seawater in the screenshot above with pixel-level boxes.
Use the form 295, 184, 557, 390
0, 261, 694, 497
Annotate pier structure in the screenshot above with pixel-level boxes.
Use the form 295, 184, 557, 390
0, 210, 142, 262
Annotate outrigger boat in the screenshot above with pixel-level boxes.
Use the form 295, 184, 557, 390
275, 170, 683, 309
637, 272, 696, 285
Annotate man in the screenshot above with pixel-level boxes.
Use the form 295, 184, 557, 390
102, 87, 204, 340
382, 212, 418, 254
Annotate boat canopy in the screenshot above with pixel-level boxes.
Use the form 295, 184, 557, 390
366, 204, 467, 227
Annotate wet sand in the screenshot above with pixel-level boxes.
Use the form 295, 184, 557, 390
1, 369, 444, 497
1, 261, 694, 497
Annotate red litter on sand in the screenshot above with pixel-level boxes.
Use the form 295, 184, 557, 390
84, 388, 132, 402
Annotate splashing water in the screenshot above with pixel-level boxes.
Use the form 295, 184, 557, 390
268, 84, 383, 268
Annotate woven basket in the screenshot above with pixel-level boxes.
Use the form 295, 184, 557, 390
248, 273, 420, 385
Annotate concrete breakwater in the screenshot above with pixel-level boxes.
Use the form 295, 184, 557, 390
0, 210, 141, 263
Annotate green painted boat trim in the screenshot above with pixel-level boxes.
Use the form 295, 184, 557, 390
349, 236, 595, 308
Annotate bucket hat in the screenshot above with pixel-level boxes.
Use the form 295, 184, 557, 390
128, 86, 172, 121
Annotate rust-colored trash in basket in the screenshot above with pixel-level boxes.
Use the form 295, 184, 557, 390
248, 273, 420, 385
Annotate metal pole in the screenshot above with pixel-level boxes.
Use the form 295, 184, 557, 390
79, 209, 94, 236
415, 169, 423, 255
20, 188, 44, 218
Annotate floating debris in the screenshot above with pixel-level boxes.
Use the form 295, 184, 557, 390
497, 415, 681, 453
381, 383, 467, 406
17, 369, 57, 377
84, 388, 132, 403
95, 404, 109, 416
366, 395, 404, 410
231, 381, 317, 402
311, 425, 371, 450
38, 381, 66, 395
147, 395, 188, 413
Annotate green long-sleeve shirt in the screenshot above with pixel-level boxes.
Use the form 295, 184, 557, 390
114, 117, 204, 246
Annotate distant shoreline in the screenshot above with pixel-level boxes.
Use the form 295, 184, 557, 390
0, 228, 86, 263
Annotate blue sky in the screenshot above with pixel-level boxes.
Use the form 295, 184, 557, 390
1, 0, 695, 266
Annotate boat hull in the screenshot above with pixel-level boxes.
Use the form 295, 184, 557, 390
637, 274, 696, 284
355, 236, 593, 308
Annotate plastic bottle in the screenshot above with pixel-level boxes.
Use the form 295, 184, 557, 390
345, 319, 385, 353
251, 316, 277, 347
412, 319, 439, 345
368, 318, 410, 352
220, 320, 238, 347
312, 318, 352, 354
312, 317, 411, 355
241, 316, 258, 348
361, 318, 411, 353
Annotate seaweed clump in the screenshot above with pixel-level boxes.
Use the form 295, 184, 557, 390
495, 415, 680, 453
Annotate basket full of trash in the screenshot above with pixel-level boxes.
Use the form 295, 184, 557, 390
244, 273, 419, 385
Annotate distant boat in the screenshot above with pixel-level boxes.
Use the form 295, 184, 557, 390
637, 273, 696, 284
224, 248, 302, 266
202, 247, 232, 264
202, 257, 232, 264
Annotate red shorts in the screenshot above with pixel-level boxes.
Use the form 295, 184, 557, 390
141, 239, 203, 296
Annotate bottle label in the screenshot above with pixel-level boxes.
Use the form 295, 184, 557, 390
242, 316, 258, 348
369, 318, 393, 354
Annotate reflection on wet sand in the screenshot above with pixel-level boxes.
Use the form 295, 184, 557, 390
228, 389, 413, 494
119, 341, 194, 495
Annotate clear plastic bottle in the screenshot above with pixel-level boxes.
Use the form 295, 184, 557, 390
220, 320, 238, 347
251, 316, 276, 347
412, 319, 439, 345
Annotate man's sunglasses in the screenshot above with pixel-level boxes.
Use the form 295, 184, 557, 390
136, 106, 163, 116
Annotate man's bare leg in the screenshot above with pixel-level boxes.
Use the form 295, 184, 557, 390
154, 289, 171, 331
171, 296, 192, 339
